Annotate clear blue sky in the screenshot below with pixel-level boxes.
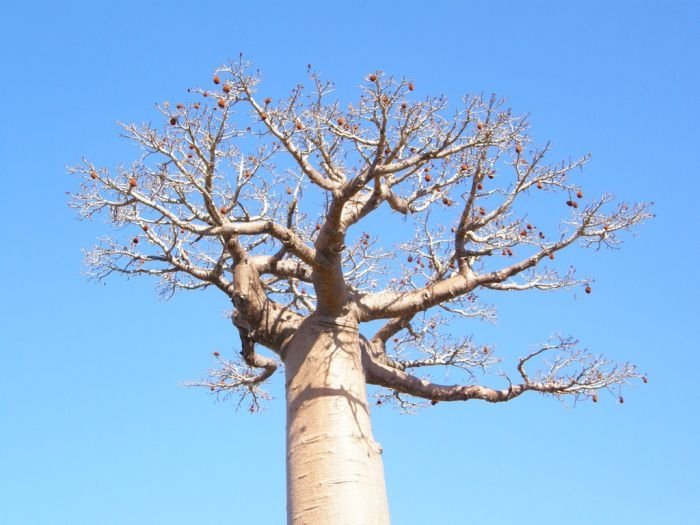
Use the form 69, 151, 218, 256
1, 1, 698, 523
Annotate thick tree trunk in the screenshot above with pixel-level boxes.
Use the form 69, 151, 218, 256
284, 314, 390, 525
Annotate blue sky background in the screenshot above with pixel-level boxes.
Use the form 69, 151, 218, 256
1, 1, 698, 523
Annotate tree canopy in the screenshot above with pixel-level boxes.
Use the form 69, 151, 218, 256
70, 60, 652, 410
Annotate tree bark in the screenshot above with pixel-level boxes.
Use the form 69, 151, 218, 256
284, 313, 390, 525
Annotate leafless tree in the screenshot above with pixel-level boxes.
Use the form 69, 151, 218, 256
69, 59, 652, 525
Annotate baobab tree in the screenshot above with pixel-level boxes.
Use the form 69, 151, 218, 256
70, 60, 652, 525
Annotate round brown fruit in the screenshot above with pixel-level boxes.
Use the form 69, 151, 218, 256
129, 178, 137, 188
585, 286, 592, 294
213, 75, 221, 85
548, 253, 555, 260
90, 170, 98, 179
169, 116, 178, 125
213, 351, 220, 357
369, 74, 377, 82
223, 84, 231, 93
142, 225, 149, 232
218, 99, 226, 109
477, 121, 484, 130
515, 143, 523, 154
408, 82, 414, 91
132, 237, 139, 244
264, 97, 272, 105
537, 181, 543, 189
577, 190, 583, 199
260, 112, 268, 121
424, 174, 432, 182
295, 120, 303, 130
477, 182, 483, 190
592, 394, 598, 403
